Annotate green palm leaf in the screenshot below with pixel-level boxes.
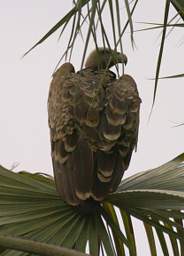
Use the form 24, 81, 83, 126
159, 73, 184, 79
23, 0, 184, 110
144, 223, 157, 256
0, 235, 88, 256
24, 0, 138, 66
23, 0, 90, 57
0, 166, 118, 255
106, 153, 184, 254
1, 153, 184, 255
171, 0, 184, 20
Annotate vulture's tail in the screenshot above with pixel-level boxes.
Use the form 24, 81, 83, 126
52, 136, 125, 207
52, 138, 94, 206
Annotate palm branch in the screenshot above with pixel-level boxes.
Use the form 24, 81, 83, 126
0, 154, 184, 255
24, 0, 184, 107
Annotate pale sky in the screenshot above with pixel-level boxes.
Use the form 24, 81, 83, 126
0, 1, 184, 255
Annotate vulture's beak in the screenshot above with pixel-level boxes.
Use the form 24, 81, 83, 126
121, 53, 128, 65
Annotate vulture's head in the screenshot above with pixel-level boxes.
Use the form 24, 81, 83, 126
85, 48, 127, 70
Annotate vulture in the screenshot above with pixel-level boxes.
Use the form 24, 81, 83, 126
48, 48, 141, 206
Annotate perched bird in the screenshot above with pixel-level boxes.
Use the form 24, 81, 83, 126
48, 48, 141, 206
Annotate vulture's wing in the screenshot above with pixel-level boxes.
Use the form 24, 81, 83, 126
48, 63, 81, 205
48, 66, 141, 206
91, 74, 141, 199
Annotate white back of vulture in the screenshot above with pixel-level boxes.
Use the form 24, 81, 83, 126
48, 49, 141, 206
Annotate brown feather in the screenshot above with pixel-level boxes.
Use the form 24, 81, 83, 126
96, 151, 114, 182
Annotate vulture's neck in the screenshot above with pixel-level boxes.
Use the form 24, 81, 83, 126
77, 66, 116, 79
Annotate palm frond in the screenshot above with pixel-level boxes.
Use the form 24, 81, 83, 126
106, 153, 184, 254
124, 0, 135, 47
24, 0, 139, 69
23, 0, 90, 57
0, 165, 121, 256
159, 73, 184, 79
143, 223, 157, 256
1, 153, 184, 255
0, 235, 88, 256
23, 0, 184, 112
134, 22, 184, 32
120, 209, 136, 255
103, 203, 126, 256
151, 0, 170, 109
171, 0, 184, 21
